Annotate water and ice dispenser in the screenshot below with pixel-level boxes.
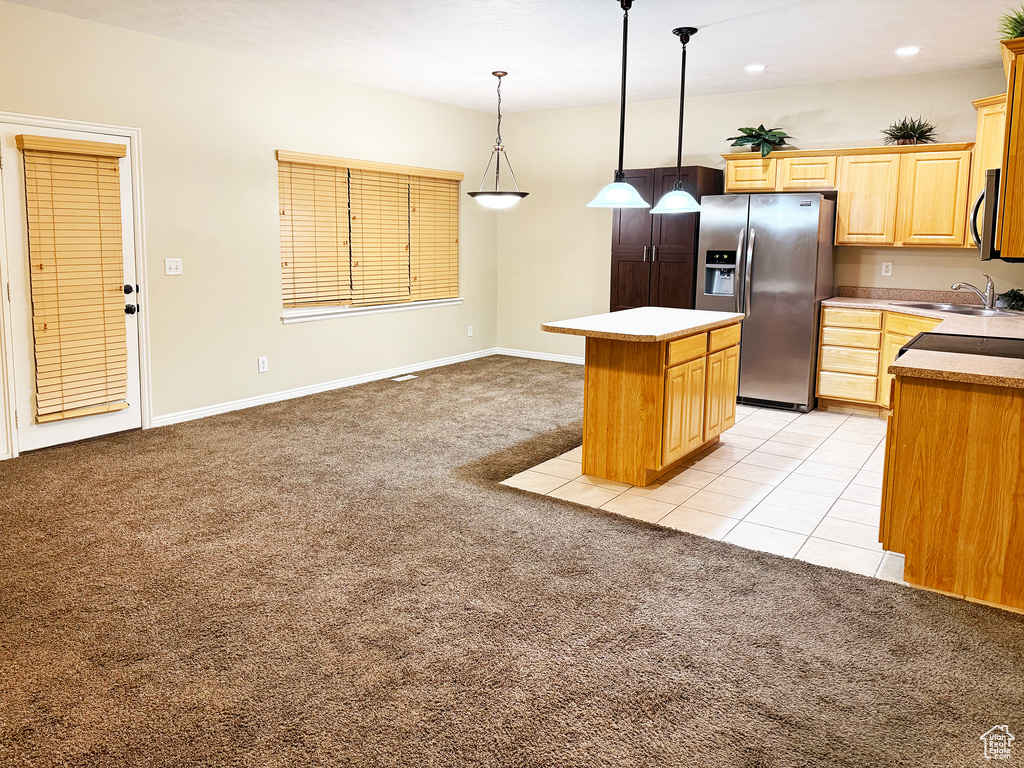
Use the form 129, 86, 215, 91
703, 250, 737, 297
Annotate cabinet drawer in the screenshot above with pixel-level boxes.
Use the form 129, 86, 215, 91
666, 333, 708, 367
725, 158, 777, 191
884, 312, 941, 337
818, 371, 878, 402
822, 307, 883, 329
778, 156, 837, 190
820, 345, 880, 375
821, 327, 881, 349
708, 323, 741, 353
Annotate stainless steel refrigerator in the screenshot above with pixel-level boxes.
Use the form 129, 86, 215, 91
695, 193, 835, 411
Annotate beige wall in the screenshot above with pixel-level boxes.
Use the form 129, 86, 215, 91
0, 1, 497, 417
496, 68, 1017, 357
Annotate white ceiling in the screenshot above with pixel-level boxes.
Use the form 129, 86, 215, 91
10, 0, 1008, 112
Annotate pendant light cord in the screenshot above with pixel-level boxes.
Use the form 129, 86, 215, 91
672, 27, 696, 191
495, 75, 503, 146
615, 1, 632, 181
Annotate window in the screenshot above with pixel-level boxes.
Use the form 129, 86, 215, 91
276, 151, 462, 318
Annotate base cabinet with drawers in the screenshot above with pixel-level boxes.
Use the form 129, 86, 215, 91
583, 322, 741, 486
816, 307, 941, 410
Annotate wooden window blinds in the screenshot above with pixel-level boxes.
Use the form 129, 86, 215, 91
16, 135, 129, 423
276, 151, 463, 310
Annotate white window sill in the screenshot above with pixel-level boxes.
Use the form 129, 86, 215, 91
281, 297, 463, 325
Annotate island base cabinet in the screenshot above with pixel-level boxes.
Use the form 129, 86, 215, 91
581, 324, 742, 487
663, 357, 706, 466
881, 376, 1024, 611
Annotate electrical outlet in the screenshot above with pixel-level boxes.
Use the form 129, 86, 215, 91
467, 325, 474, 337
881, 262, 893, 277
257, 356, 268, 373
165, 258, 183, 276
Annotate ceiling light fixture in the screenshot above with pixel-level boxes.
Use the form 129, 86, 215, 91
896, 46, 922, 57
744, 63, 766, 73
468, 71, 528, 210
652, 26, 701, 215
588, 0, 650, 209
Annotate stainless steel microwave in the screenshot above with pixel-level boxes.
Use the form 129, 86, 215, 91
974, 167, 1024, 262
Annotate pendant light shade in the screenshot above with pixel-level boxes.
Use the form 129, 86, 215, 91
588, 0, 650, 209
652, 26, 701, 215
469, 71, 528, 209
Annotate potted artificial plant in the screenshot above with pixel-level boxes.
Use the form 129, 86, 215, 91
881, 116, 938, 146
727, 125, 792, 157
1000, 5, 1024, 38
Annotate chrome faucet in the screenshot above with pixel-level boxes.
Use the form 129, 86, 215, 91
952, 273, 996, 309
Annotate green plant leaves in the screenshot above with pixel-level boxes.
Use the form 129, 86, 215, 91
727, 125, 792, 156
999, 5, 1024, 39
880, 116, 937, 145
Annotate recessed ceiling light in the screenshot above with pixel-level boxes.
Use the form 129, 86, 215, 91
896, 46, 922, 57
744, 64, 766, 73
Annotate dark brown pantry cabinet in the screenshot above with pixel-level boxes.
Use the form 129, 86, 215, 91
610, 166, 723, 311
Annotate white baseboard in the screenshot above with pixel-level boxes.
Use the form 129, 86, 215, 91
151, 346, 583, 429
151, 348, 497, 428
492, 347, 585, 365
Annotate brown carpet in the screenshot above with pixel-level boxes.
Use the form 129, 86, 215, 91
1, 355, 1022, 767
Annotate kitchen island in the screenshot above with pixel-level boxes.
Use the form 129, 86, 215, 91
880, 312, 1024, 612
542, 307, 744, 487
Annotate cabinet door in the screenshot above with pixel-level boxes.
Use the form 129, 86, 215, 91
836, 154, 900, 244
725, 158, 777, 192
650, 168, 698, 309
719, 346, 740, 432
878, 331, 911, 408
663, 357, 706, 466
778, 156, 836, 190
895, 151, 971, 247
704, 349, 725, 440
969, 95, 1007, 211
610, 169, 654, 311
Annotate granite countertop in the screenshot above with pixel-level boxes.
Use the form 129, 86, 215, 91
541, 307, 744, 342
822, 297, 1024, 389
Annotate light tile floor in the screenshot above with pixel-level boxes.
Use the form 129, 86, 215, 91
502, 405, 909, 584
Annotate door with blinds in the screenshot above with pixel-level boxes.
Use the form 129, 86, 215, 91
0, 124, 142, 453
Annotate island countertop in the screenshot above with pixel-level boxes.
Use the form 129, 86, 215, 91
541, 307, 745, 343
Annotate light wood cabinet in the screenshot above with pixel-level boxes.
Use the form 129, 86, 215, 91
777, 156, 836, 190
818, 307, 940, 411
664, 357, 706, 465
881, 375, 1024, 611
969, 94, 1007, 219
704, 344, 739, 440
835, 154, 901, 245
997, 38, 1024, 256
580, 321, 742, 486
725, 157, 776, 191
895, 151, 972, 246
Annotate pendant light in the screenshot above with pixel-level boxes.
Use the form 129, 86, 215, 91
651, 27, 701, 214
468, 71, 528, 210
588, 0, 650, 209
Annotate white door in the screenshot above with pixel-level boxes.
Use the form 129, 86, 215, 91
0, 123, 142, 452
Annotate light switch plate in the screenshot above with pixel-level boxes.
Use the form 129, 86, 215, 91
165, 258, 183, 276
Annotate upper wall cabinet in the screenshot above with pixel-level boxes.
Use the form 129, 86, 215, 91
836, 154, 901, 244
724, 143, 975, 248
970, 93, 1007, 209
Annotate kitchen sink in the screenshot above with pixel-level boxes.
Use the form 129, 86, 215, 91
891, 302, 1021, 318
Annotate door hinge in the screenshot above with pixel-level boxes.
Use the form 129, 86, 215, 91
6, 284, 9, 302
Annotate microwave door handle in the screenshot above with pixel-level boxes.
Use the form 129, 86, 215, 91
743, 229, 755, 319
970, 189, 985, 247
734, 229, 745, 313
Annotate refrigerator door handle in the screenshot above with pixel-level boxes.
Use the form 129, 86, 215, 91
743, 228, 755, 318
970, 189, 985, 247
734, 230, 745, 313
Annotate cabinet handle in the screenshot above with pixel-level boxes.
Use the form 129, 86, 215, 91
970, 190, 985, 247
652, 245, 658, 262
643, 245, 649, 262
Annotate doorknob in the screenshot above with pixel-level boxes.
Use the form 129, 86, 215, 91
125, 304, 137, 315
